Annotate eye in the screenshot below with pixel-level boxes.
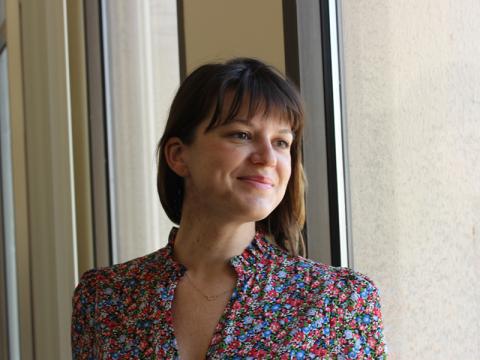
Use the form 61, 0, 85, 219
230, 131, 251, 140
274, 139, 291, 149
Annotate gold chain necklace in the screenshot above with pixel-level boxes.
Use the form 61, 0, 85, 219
184, 272, 232, 301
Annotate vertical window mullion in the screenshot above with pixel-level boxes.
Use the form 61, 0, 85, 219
283, 0, 350, 267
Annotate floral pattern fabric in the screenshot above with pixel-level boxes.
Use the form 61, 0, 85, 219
72, 228, 387, 359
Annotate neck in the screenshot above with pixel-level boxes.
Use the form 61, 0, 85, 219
173, 216, 256, 278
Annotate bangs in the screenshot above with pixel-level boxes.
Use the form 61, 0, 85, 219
204, 64, 304, 136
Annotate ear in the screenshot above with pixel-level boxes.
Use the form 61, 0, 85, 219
164, 137, 190, 177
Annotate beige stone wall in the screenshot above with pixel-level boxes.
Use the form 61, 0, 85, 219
341, 0, 480, 358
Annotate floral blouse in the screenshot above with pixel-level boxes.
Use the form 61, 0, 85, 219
72, 228, 387, 359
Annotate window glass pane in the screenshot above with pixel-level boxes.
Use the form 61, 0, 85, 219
101, 0, 180, 263
0, 49, 20, 359
182, 0, 284, 73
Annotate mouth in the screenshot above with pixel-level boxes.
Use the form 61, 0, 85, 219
237, 176, 274, 189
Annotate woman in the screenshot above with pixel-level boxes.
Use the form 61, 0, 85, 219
72, 58, 387, 359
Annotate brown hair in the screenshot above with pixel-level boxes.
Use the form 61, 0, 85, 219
156, 58, 306, 256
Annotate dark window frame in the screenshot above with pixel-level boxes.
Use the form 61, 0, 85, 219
283, 0, 352, 267
84, 0, 113, 268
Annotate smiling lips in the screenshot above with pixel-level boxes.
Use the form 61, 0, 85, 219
238, 176, 274, 189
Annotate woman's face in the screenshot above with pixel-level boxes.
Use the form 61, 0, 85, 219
180, 103, 293, 224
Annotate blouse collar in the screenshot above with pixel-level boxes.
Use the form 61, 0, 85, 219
163, 227, 273, 279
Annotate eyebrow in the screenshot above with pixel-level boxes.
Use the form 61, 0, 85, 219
228, 118, 295, 137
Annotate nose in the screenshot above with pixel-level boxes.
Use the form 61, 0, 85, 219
250, 139, 277, 167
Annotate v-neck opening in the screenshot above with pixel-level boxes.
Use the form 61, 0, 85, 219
162, 227, 265, 358
204, 281, 240, 357
167, 273, 241, 359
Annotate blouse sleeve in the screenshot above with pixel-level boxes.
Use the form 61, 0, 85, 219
336, 271, 388, 359
71, 269, 98, 360
359, 280, 387, 358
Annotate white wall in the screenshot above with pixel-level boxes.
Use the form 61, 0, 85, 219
342, 0, 480, 358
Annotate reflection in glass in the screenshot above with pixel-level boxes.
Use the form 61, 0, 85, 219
101, 0, 180, 263
0, 49, 20, 359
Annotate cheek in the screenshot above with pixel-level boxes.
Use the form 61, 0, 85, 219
196, 144, 243, 176
278, 155, 292, 182
212, 145, 245, 168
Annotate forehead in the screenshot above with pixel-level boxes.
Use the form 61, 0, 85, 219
205, 91, 297, 132
225, 114, 294, 133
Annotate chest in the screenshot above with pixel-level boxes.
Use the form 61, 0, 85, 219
171, 280, 233, 360
93, 273, 344, 359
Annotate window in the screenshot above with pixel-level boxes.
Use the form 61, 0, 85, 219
91, 0, 180, 264
0, 46, 21, 360
86, 0, 350, 266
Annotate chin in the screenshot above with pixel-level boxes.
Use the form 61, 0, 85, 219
229, 196, 281, 222
239, 204, 277, 222
250, 212, 271, 223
